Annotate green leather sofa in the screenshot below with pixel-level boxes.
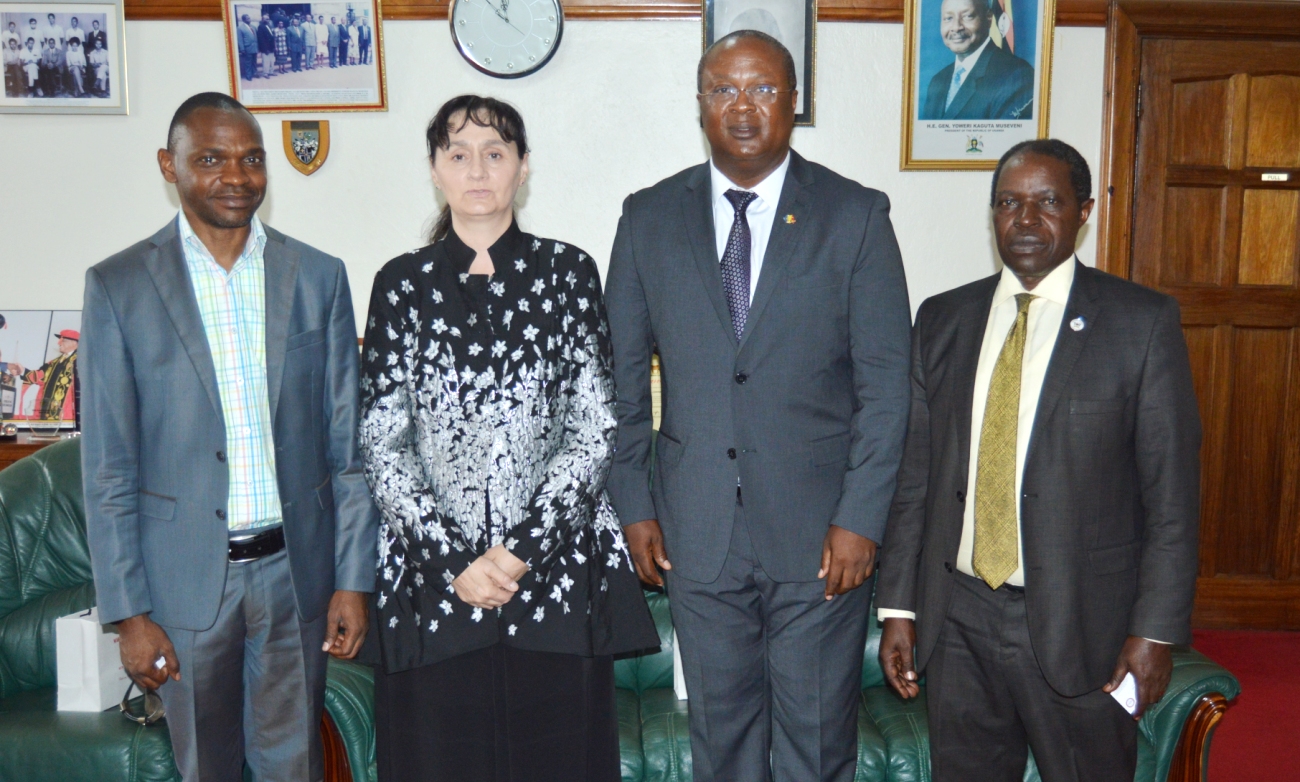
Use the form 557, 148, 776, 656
0, 438, 377, 782
1, 438, 1238, 782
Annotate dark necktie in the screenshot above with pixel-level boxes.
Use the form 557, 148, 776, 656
721, 189, 758, 340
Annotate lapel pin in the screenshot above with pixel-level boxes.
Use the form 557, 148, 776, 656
1070, 316, 1086, 332
784, 214, 797, 224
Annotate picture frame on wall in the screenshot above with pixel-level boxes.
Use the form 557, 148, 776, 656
900, 0, 1054, 170
0, 310, 81, 430
0, 0, 127, 114
703, 0, 816, 126
223, 0, 387, 113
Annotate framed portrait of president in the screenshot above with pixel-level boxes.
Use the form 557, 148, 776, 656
900, 0, 1054, 169
704, 0, 816, 126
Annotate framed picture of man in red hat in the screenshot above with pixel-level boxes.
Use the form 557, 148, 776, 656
0, 309, 80, 428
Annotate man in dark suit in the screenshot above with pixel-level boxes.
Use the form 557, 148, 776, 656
256, 12, 275, 77
84, 19, 106, 57
336, 19, 349, 65
876, 139, 1201, 781
81, 93, 378, 781
358, 19, 371, 65
606, 30, 912, 782
920, 0, 1034, 120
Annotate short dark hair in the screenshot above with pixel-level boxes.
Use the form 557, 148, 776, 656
167, 92, 256, 151
697, 29, 797, 93
425, 95, 529, 244
990, 138, 1092, 207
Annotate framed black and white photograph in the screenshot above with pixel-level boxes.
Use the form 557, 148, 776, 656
0, 310, 81, 429
223, 0, 387, 113
901, 0, 1054, 169
703, 0, 816, 126
0, 0, 126, 114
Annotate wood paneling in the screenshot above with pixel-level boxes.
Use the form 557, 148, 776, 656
1162, 186, 1226, 285
1246, 74, 1300, 168
1169, 79, 1232, 167
121, 0, 1110, 23
1239, 189, 1299, 286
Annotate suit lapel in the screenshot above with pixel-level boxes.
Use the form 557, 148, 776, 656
740, 153, 812, 351
1028, 261, 1101, 453
262, 228, 299, 424
681, 163, 737, 346
952, 278, 999, 488
143, 220, 224, 421
944, 44, 995, 119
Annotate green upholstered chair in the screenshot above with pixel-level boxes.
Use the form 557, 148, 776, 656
0, 438, 378, 782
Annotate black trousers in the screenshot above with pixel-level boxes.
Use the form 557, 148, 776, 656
374, 643, 620, 782
927, 573, 1138, 782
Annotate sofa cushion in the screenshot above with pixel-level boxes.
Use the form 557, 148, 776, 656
0, 687, 180, 782
639, 687, 691, 782
615, 591, 674, 694
854, 696, 888, 782
618, 687, 644, 782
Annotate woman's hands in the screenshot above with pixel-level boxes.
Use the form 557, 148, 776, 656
451, 545, 531, 609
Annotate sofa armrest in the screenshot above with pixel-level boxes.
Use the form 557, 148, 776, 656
324, 658, 376, 782
1138, 647, 1240, 782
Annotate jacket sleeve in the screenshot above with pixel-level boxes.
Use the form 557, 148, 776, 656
80, 266, 152, 625
1129, 296, 1202, 645
358, 266, 476, 592
322, 259, 379, 593
506, 251, 619, 582
604, 196, 659, 527
828, 191, 914, 544
875, 314, 932, 614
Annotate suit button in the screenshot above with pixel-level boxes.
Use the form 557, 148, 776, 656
955, 490, 965, 502
727, 448, 737, 459
944, 562, 953, 573
216, 450, 226, 462
734, 373, 748, 384
216, 509, 227, 521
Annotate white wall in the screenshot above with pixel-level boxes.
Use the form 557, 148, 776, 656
0, 20, 1105, 323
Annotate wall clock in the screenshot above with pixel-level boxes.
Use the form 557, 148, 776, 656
449, 0, 564, 78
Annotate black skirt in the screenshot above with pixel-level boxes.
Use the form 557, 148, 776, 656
374, 643, 621, 782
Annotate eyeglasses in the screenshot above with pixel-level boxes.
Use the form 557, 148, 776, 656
120, 681, 166, 726
697, 84, 790, 106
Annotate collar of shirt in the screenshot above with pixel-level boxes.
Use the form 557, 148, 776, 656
176, 209, 267, 274
709, 151, 790, 217
442, 219, 529, 277
953, 34, 993, 84
991, 254, 1076, 310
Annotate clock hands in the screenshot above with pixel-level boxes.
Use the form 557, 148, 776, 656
473, 0, 528, 36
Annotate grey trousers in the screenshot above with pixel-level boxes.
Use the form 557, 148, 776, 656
666, 505, 871, 782
927, 573, 1138, 782
158, 550, 329, 782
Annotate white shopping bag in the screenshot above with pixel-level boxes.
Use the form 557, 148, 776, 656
672, 630, 688, 701
56, 607, 131, 712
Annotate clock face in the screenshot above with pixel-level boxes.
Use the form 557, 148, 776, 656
449, 0, 563, 79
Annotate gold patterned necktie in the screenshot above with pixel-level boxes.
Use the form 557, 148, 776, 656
973, 292, 1035, 590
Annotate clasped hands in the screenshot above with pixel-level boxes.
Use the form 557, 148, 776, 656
879, 619, 1173, 719
624, 519, 877, 600
452, 545, 530, 609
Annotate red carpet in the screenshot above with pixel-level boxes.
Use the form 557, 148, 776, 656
1192, 629, 1300, 782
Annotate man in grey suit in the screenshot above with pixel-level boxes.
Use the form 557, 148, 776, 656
606, 31, 912, 782
81, 92, 377, 782
876, 139, 1201, 781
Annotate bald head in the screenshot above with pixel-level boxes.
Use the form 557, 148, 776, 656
698, 29, 796, 94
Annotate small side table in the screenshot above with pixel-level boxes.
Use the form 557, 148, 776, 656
0, 433, 68, 472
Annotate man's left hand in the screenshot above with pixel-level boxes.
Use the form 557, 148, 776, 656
322, 590, 368, 659
818, 525, 877, 600
1103, 636, 1172, 719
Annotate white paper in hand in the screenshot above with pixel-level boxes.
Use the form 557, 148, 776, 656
1110, 672, 1139, 715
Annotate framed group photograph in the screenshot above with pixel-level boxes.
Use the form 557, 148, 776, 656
703, 0, 816, 126
222, 0, 387, 113
900, 0, 1054, 169
0, 310, 81, 430
1, 0, 127, 114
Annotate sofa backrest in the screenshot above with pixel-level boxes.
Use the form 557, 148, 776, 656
0, 438, 95, 699
614, 585, 889, 694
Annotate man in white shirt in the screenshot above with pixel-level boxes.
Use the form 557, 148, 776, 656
38, 13, 63, 50
607, 30, 912, 782
920, 0, 1034, 120
876, 139, 1201, 781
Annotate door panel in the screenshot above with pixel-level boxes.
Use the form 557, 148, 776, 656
1131, 37, 1300, 629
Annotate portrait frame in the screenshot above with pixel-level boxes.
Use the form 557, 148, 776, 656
702, 0, 816, 126
0, 0, 128, 114
0, 309, 82, 430
900, 0, 1055, 170
222, 0, 388, 114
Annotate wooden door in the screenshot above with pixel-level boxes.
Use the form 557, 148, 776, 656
1127, 36, 1300, 629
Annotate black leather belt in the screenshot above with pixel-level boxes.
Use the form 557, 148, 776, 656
228, 526, 285, 563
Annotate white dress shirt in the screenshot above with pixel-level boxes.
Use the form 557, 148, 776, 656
950, 35, 992, 95
710, 152, 790, 302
